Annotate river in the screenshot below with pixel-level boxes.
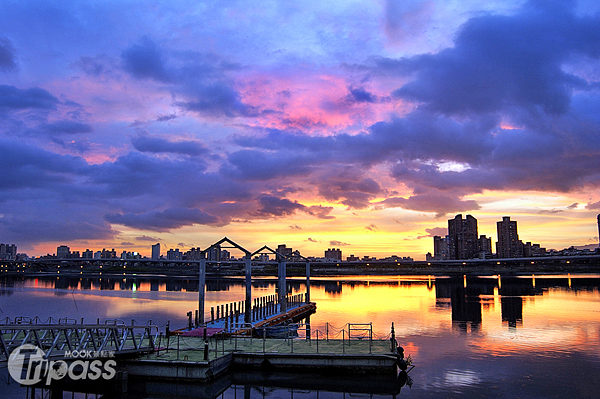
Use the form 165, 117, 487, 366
1, 273, 599, 398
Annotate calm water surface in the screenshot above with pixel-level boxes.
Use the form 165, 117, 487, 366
1, 273, 599, 398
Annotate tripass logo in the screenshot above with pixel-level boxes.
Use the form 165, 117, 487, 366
8, 344, 117, 386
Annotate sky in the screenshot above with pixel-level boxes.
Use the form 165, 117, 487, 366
1, 0, 600, 260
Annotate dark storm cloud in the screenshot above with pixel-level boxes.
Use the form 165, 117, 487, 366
347, 87, 376, 103
316, 171, 385, 209
121, 37, 256, 118
176, 82, 259, 118
41, 121, 93, 134
0, 37, 17, 72
222, 149, 313, 181
121, 37, 171, 82
255, 195, 334, 219
0, 138, 88, 190
105, 207, 220, 231
256, 195, 306, 217
377, 191, 481, 217
131, 134, 208, 156
389, 0, 599, 115
0, 85, 59, 111
224, 1, 600, 216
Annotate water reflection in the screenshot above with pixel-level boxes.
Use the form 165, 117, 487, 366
2, 273, 600, 398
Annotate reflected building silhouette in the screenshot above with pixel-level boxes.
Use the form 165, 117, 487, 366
323, 280, 342, 295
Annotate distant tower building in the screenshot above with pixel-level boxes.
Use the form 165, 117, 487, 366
277, 244, 293, 258
151, 243, 160, 260
598, 214, 600, 248
1, 243, 17, 260
56, 245, 71, 259
448, 214, 479, 260
496, 216, 522, 258
324, 248, 342, 260
478, 235, 492, 258
433, 235, 449, 260
207, 245, 222, 261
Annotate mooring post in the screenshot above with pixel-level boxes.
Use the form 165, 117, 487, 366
390, 322, 396, 352
203, 327, 208, 361
369, 322, 372, 354
245, 255, 252, 324
198, 256, 206, 327
306, 261, 311, 303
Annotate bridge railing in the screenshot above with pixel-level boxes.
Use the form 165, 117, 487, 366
0, 322, 159, 361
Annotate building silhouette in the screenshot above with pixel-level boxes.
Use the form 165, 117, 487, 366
151, 243, 160, 260
0, 243, 17, 260
496, 216, 522, 258
448, 214, 479, 260
324, 248, 342, 261
598, 214, 600, 248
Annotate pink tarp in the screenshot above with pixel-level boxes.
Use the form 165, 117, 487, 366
181, 327, 224, 337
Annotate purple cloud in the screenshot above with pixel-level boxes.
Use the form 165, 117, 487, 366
105, 207, 220, 231
0, 85, 59, 111
0, 37, 17, 72
132, 134, 208, 156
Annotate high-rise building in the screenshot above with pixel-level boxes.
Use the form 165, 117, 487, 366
597, 214, 600, 248
448, 214, 479, 260
324, 248, 342, 260
0, 243, 17, 260
167, 248, 182, 260
478, 235, 492, 258
496, 216, 522, 258
151, 243, 160, 260
433, 235, 449, 260
277, 244, 293, 258
56, 245, 71, 259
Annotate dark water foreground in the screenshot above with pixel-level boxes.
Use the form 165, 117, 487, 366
1, 273, 600, 398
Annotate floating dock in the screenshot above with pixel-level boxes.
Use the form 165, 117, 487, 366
121, 337, 403, 383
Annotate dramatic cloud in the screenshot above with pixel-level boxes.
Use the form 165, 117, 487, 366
2, 0, 600, 257
105, 207, 220, 231
41, 121, 93, 135
417, 227, 448, 239
329, 240, 350, 246
121, 37, 171, 82
0, 85, 59, 111
132, 134, 208, 156
0, 37, 17, 72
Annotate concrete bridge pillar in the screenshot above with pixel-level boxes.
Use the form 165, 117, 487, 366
278, 258, 287, 313
245, 255, 252, 323
198, 256, 206, 327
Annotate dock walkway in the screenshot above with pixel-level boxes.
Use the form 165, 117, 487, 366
123, 337, 402, 382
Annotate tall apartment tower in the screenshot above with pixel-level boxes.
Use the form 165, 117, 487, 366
597, 214, 600, 248
151, 243, 160, 260
496, 216, 522, 258
448, 214, 479, 260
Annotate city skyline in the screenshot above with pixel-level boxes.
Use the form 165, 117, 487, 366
5, 212, 598, 260
2, 1, 600, 260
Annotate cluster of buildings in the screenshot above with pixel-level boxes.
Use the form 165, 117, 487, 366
427, 214, 548, 261
0, 243, 18, 260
